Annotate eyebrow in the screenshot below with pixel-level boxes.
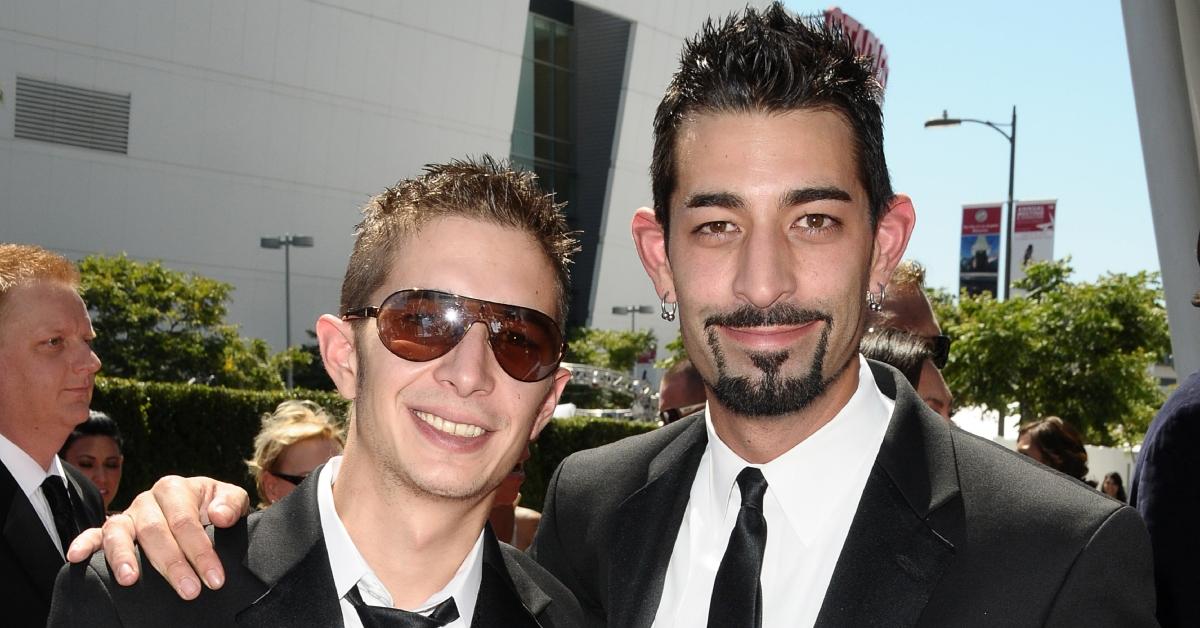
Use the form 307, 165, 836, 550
681, 186, 853, 211
683, 191, 744, 210
781, 186, 853, 206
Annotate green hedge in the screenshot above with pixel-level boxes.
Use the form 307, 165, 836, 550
91, 378, 348, 510
524, 417, 658, 511
90, 378, 654, 512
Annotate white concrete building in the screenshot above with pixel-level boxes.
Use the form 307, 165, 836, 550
0, 0, 755, 356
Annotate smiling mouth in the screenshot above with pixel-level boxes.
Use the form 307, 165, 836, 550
414, 410, 485, 438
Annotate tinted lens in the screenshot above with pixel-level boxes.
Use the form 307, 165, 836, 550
930, 335, 951, 369
488, 305, 563, 382
373, 290, 563, 382
376, 291, 464, 362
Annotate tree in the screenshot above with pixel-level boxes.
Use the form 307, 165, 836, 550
79, 254, 307, 390
932, 259, 1170, 445
565, 327, 656, 372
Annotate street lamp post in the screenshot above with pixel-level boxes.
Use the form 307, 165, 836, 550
925, 106, 1018, 300
260, 234, 314, 389
612, 305, 654, 332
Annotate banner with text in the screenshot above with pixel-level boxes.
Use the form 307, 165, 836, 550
824, 7, 889, 90
1009, 200, 1057, 296
960, 204, 1002, 296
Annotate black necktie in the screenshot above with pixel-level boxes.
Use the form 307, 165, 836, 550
40, 475, 79, 556
345, 586, 460, 628
708, 467, 769, 628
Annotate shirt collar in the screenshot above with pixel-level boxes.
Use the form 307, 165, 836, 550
0, 430, 67, 497
317, 455, 484, 621
705, 355, 895, 544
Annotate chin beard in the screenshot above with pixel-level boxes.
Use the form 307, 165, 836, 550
703, 303, 839, 417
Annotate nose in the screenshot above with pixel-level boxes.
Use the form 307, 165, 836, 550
432, 322, 496, 397
77, 343, 102, 375
731, 226, 797, 309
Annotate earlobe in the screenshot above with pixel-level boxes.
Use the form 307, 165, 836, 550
631, 207, 676, 304
872, 194, 917, 286
316, 314, 359, 400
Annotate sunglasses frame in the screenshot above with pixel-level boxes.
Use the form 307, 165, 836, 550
929, 334, 952, 370
271, 470, 309, 486
342, 288, 566, 383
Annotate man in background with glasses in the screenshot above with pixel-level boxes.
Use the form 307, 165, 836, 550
50, 158, 584, 627
868, 260, 954, 419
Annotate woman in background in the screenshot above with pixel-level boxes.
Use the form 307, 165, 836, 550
61, 410, 125, 512
1017, 416, 1090, 482
245, 400, 344, 508
1102, 471, 1127, 502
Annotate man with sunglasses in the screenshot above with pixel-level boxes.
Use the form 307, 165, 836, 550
868, 260, 954, 419
50, 158, 584, 627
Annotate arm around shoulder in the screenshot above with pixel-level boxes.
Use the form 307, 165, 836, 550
1043, 505, 1157, 627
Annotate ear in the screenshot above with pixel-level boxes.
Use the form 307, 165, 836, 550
316, 313, 359, 401
261, 473, 286, 505
631, 207, 676, 304
529, 366, 572, 441
870, 194, 917, 291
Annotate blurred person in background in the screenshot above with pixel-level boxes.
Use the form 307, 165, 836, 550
859, 327, 952, 420
1017, 416, 1089, 482
1101, 472, 1126, 503
60, 410, 124, 512
1130, 230, 1200, 627
488, 444, 541, 551
245, 399, 344, 508
657, 358, 706, 424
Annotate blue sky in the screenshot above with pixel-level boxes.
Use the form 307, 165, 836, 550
784, 0, 1157, 294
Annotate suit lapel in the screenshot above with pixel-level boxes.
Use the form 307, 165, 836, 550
473, 525, 542, 628
815, 362, 960, 627
607, 416, 708, 628
0, 462, 65, 602
236, 469, 344, 627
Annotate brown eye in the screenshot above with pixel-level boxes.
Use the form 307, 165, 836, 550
804, 215, 828, 229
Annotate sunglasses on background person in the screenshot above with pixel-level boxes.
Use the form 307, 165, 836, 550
929, 334, 952, 370
271, 470, 310, 486
342, 289, 565, 383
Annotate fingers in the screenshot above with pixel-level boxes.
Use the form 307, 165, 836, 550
147, 476, 227, 595
204, 481, 251, 528
97, 512, 142, 587
66, 526, 103, 563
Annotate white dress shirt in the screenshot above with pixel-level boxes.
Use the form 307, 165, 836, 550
651, 355, 895, 628
318, 456, 484, 628
0, 431, 72, 559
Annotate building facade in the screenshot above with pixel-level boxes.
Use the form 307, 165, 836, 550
0, 0, 755, 358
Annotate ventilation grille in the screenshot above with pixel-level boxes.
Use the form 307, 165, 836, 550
14, 76, 130, 154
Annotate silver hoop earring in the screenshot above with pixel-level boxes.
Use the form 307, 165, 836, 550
660, 294, 677, 322
866, 289, 884, 313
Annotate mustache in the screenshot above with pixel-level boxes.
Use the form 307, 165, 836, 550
703, 303, 832, 329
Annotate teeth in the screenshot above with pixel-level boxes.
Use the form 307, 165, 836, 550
415, 410, 485, 438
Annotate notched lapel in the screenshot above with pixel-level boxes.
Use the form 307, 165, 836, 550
816, 364, 962, 627
237, 470, 344, 627
607, 417, 707, 628
475, 531, 542, 628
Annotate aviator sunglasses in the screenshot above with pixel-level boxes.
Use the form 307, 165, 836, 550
342, 289, 565, 383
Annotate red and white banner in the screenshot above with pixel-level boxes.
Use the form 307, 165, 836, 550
1009, 200, 1057, 295
959, 204, 1002, 296
823, 7, 889, 91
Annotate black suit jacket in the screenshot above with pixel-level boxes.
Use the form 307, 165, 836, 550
531, 361, 1157, 627
0, 458, 104, 628
1131, 369, 1200, 627
49, 467, 584, 627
